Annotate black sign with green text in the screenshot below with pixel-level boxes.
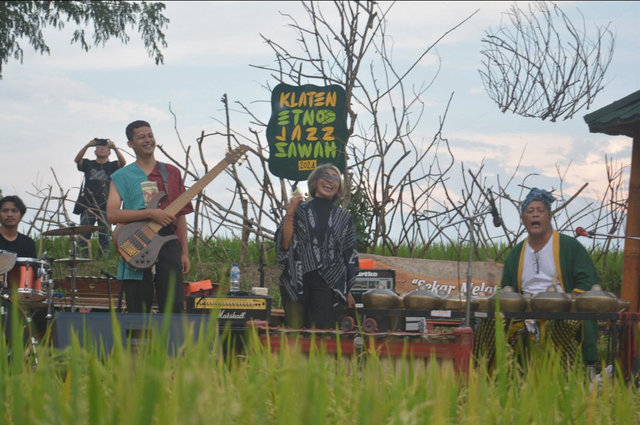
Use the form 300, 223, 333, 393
266, 83, 347, 181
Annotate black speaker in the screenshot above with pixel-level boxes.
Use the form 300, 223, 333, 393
52, 312, 225, 353
351, 269, 396, 307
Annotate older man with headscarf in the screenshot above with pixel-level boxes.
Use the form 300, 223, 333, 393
500, 188, 599, 365
474, 188, 599, 370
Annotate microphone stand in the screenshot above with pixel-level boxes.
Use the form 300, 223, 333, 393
105, 276, 113, 312
69, 226, 79, 313
425, 208, 493, 328
100, 270, 118, 312
581, 231, 640, 242
117, 285, 125, 312
258, 241, 265, 288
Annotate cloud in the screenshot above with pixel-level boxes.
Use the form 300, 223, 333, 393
602, 137, 631, 155
0, 114, 32, 123
383, 2, 507, 48
1, 75, 171, 134
9, 2, 301, 73
66, 99, 168, 123
440, 131, 633, 202
444, 131, 573, 175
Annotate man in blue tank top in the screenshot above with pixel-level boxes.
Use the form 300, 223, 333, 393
106, 120, 193, 314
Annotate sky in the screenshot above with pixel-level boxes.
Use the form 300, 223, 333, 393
1, 1, 639, 239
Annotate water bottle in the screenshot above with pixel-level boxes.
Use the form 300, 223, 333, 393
230, 263, 241, 293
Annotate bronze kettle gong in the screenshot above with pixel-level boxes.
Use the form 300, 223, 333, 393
488, 286, 528, 312
530, 285, 572, 313
362, 283, 401, 309
441, 292, 479, 311
575, 284, 618, 313
403, 284, 442, 310
475, 292, 491, 311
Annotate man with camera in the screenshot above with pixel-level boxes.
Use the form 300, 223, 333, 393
73, 138, 126, 257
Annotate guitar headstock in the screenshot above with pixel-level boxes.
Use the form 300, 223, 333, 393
225, 144, 250, 165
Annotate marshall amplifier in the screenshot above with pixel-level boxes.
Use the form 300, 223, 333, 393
186, 294, 271, 328
351, 269, 396, 308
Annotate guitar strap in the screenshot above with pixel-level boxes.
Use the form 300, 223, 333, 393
156, 161, 173, 238
157, 162, 170, 192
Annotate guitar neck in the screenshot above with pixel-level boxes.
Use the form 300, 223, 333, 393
163, 157, 233, 218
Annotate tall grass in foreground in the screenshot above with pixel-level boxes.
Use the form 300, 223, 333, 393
2, 312, 639, 425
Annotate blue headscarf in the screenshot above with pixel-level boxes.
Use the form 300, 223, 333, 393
520, 188, 555, 214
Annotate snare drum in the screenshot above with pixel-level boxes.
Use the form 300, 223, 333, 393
4, 258, 48, 303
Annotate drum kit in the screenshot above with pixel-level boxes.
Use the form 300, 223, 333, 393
0, 224, 104, 343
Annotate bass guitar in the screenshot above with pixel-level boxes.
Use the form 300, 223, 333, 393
113, 145, 249, 269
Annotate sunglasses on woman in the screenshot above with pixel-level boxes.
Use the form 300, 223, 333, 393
319, 173, 340, 183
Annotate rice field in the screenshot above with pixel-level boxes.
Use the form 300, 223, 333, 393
2, 309, 639, 425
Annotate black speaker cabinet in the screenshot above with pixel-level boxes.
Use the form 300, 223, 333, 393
351, 269, 396, 307
52, 312, 225, 353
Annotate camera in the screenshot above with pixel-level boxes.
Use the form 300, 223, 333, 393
94, 138, 109, 146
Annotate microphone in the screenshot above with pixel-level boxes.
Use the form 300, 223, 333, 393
488, 193, 502, 228
100, 269, 118, 280
575, 227, 592, 238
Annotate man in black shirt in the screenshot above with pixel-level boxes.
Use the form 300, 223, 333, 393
0, 196, 36, 258
0, 196, 43, 342
73, 138, 126, 257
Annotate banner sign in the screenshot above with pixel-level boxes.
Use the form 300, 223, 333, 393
266, 83, 348, 181
359, 257, 501, 296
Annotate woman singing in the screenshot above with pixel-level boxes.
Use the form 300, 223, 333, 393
276, 164, 359, 329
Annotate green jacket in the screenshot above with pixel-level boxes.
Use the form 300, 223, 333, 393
501, 231, 599, 363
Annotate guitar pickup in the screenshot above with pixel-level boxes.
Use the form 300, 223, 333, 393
121, 242, 139, 257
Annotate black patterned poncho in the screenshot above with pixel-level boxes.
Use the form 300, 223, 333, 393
276, 201, 359, 304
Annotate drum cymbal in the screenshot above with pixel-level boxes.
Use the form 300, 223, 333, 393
54, 257, 95, 265
0, 250, 17, 274
43, 225, 105, 236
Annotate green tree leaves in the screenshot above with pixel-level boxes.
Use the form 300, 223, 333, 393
0, 1, 169, 79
